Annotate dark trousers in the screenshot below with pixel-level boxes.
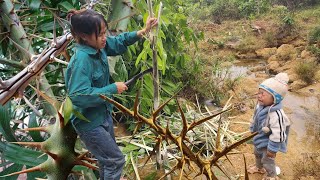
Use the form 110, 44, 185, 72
76, 115, 125, 180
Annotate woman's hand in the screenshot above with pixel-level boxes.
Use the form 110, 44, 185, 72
145, 17, 158, 32
137, 17, 158, 37
115, 82, 128, 94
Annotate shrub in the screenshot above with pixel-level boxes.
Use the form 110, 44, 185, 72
272, 0, 320, 9
210, 0, 241, 21
237, 0, 271, 17
308, 26, 320, 45
293, 152, 320, 179
307, 46, 320, 63
295, 61, 318, 84
264, 31, 278, 47
271, 5, 296, 31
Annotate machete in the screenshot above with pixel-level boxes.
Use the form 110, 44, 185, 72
124, 68, 153, 86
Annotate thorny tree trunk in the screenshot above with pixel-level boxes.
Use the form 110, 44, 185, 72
0, 0, 56, 116
0, 0, 138, 179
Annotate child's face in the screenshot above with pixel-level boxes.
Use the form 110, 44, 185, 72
257, 88, 274, 106
84, 22, 107, 50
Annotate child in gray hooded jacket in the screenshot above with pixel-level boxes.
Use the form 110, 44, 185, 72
248, 73, 291, 180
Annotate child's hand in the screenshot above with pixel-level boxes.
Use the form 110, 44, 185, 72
115, 82, 128, 94
266, 150, 276, 158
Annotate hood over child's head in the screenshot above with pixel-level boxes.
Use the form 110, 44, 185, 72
259, 73, 289, 104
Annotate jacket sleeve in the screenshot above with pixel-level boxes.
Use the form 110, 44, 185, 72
250, 104, 259, 132
105, 31, 140, 56
267, 110, 290, 153
66, 56, 118, 108
249, 118, 255, 132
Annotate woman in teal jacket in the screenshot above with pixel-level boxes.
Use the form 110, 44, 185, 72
65, 9, 157, 180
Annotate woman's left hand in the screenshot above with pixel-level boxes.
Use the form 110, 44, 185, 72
137, 17, 158, 37
145, 17, 158, 32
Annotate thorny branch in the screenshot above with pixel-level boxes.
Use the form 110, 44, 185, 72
100, 93, 257, 180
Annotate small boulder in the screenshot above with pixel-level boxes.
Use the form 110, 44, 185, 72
276, 44, 297, 61
267, 55, 278, 63
255, 48, 277, 59
290, 80, 307, 90
267, 61, 280, 73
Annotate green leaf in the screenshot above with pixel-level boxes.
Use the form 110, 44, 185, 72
0, 163, 23, 180
144, 171, 157, 180
0, 142, 46, 167
72, 110, 90, 122
129, 45, 136, 55
28, 113, 44, 142
108, 56, 128, 81
111, 56, 128, 82
58, 1, 75, 12
121, 143, 140, 154
37, 21, 62, 32
135, 50, 146, 67
0, 102, 17, 142
63, 97, 73, 125
29, 0, 41, 10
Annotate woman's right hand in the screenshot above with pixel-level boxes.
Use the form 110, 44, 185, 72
115, 82, 128, 94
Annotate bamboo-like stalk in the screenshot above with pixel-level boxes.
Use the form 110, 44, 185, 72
130, 152, 141, 180
0, 0, 58, 116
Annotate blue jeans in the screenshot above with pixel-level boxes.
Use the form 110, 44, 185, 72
76, 115, 125, 180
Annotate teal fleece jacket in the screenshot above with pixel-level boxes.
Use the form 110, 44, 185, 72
65, 31, 140, 132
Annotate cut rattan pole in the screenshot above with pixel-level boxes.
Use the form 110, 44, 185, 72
141, 136, 151, 157
130, 152, 141, 180
23, 96, 41, 116
51, 57, 68, 65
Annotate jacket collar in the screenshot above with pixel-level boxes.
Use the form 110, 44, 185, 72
75, 43, 99, 55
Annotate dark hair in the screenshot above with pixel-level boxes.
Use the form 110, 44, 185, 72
67, 9, 108, 44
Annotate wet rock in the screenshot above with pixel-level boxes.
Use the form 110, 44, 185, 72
255, 47, 277, 59
235, 52, 257, 59
255, 73, 269, 79
267, 61, 280, 73
291, 38, 307, 47
267, 54, 278, 63
249, 66, 265, 72
276, 44, 297, 61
